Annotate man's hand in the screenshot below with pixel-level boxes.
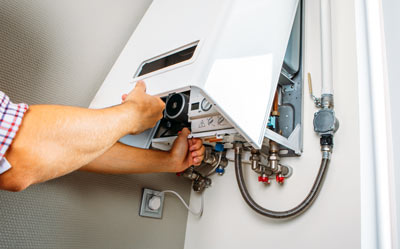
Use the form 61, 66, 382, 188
122, 81, 165, 134
80, 128, 205, 175
169, 128, 205, 172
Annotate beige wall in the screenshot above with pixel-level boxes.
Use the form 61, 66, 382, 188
0, 1, 191, 248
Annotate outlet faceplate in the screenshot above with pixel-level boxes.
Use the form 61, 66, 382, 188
139, 188, 165, 219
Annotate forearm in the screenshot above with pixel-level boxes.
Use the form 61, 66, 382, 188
4, 103, 134, 186
80, 142, 176, 174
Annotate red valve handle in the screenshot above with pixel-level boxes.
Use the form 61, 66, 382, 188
276, 174, 285, 184
258, 176, 270, 184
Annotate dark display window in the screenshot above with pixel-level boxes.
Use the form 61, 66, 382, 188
136, 42, 198, 77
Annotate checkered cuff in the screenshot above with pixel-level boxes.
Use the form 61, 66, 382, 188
0, 91, 29, 159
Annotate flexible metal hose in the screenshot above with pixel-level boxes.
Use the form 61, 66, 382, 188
234, 149, 330, 219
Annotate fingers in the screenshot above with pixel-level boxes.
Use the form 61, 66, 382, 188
132, 80, 164, 110
134, 80, 146, 92
121, 94, 128, 102
122, 80, 145, 103
181, 127, 190, 137
172, 128, 190, 154
193, 158, 201, 165
188, 138, 193, 148
171, 128, 204, 167
191, 142, 205, 157
189, 138, 202, 152
177, 128, 190, 141
180, 132, 204, 166
158, 98, 166, 110
192, 147, 205, 165
190, 139, 205, 166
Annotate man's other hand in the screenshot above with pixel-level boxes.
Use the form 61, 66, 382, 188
122, 81, 165, 134
169, 128, 205, 172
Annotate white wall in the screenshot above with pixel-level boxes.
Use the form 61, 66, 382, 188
184, 0, 361, 248
382, 0, 400, 245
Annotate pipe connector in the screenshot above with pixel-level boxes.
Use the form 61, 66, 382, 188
250, 151, 261, 172
234, 143, 243, 155
321, 144, 332, 160
203, 147, 217, 165
268, 140, 281, 173
321, 94, 334, 109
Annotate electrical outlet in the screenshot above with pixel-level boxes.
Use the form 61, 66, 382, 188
139, 188, 165, 219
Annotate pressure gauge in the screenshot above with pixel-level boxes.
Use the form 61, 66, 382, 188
201, 98, 212, 112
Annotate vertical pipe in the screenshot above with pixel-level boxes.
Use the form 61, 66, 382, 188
271, 88, 280, 132
272, 89, 279, 115
363, 0, 396, 247
354, 1, 379, 247
320, 0, 334, 95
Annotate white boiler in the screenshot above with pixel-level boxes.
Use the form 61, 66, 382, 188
90, 0, 299, 150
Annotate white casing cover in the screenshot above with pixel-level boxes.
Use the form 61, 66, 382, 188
90, 0, 299, 149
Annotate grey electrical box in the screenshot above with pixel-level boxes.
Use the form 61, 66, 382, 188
139, 188, 165, 219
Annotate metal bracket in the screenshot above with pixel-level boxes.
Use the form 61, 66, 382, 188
264, 124, 302, 155
151, 136, 177, 151
264, 1, 304, 157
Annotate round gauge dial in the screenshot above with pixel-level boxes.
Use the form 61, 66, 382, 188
200, 98, 212, 112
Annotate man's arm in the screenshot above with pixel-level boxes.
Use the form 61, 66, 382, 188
0, 81, 165, 191
80, 128, 205, 174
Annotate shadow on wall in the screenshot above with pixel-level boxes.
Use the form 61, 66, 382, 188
0, 0, 124, 107
0, 3, 50, 104
0, 170, 191, 249
0, 2, 191, 249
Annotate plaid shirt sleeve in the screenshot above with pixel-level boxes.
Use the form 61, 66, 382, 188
0, 91, 29, 159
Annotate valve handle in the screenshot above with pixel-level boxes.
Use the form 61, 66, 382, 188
276, 174, 285, 184
258, 176, 270, 184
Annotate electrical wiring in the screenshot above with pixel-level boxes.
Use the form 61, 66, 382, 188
159, 190, 204, 217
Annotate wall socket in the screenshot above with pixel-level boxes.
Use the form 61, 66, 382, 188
139, 188, 165, 219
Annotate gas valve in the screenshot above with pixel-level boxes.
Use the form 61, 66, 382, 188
276, 174, 285, 184
258, 174, 270, 184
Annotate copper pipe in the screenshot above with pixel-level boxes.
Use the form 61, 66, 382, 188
272, 88, 280, 116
